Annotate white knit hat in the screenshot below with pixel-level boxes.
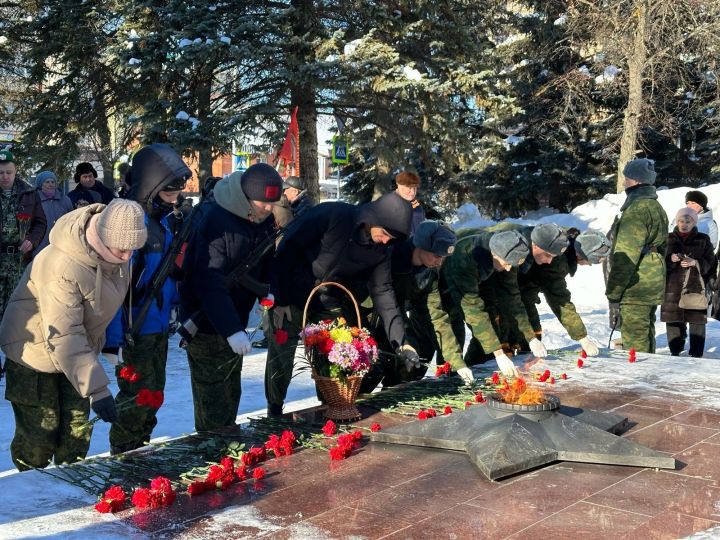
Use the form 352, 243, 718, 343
96, 199, 147, 250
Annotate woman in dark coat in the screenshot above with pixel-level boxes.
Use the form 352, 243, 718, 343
661, 207, 715, 357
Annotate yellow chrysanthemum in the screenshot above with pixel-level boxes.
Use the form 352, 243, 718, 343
329, 327, 353, 343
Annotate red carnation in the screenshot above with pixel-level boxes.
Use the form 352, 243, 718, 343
119, 365, 141, 383
561, 373, 568, 380
435, 363, 451, 377
329, 445, 350, 460
95, 485, 126, 513
235, 465, 248, 481
491, 372, 500, 385
581, 350, 588, 359
322, 420, 337, 437
131, 487, 153, 509
370, 423, 382, 432
443, 406, 453, 415
274, 329, 289, 345
577, 358, 584, 368
16, 212, 31, 222
550, 377, 556, 384
426, 408, 437, 418
351, 430, 363, 441
417, 410, 429, 420
252, 467, 266, 480
150, 476, 173, 494
475, 392, 486, 403
318, 338, 335, 355
260, 297, 274, 308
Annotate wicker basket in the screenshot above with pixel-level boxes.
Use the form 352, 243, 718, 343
304, 281, 364, 421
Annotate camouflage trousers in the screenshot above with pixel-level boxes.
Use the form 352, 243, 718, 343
186, 333, 243, 432
0, 254, 25, 320
620, 303, 657, 353
265, 303, 349, 409
5, 360, 91, 471
109, 333, 168, 453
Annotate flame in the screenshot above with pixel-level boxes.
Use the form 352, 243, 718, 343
497, 377, 545, 405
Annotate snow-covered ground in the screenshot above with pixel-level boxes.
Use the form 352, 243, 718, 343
2, 183, 720, 537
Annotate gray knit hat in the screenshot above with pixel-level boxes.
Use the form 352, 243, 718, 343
531, 223, 568, 256
489, 230, 530, 267
413, 220, 457, 256
574, 229, 611, 264
35, 170, 58, 188
623, 158, 656, 185
97, 199, 147, 251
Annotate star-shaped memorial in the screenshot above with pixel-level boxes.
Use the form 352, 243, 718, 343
371, 394, 676, 480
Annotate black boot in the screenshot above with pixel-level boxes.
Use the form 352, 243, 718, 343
267, 403, 283, 418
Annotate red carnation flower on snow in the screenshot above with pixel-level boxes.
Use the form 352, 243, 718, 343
550, 377, 556, 384
475, 392, 486, 403
464, 401, 473, 409
274, 329, 289, 345
417, 410, 429, 420
491, 372, 500, 385
561, 373, 568, 380
370, 423, 382, 432
581, 350, 588, 359
577, 358, 584, 368
443, 406, 453, 415
94, 485, 127, 513
322, 420, 337, 436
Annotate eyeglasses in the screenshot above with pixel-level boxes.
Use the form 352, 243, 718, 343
162, 175, 188, 192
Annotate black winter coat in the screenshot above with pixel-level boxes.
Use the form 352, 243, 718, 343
180, 202, 276, 337
660, 228, 715, 324
272, 193, 412, 348
68, 180, 115, 208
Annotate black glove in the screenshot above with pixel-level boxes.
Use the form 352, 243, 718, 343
609, 302, 622, 330
91, 396, 118, 423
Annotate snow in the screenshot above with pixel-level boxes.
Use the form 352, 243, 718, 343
343, 38, 363, 57
178, 38, 193, 48
219, 36, 231, 45
403, 65, 423, 81
553, 14, 567, 26
0, 36, 8, 45
595, 65, 620, 84
175, 111, 190, 121
3, 183, 720, 537
128, 58, 141, 65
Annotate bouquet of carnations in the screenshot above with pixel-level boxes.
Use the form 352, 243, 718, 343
301, 317, 378, 382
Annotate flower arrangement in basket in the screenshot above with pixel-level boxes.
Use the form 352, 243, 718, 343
301, 282, 377, 420
302, 317, 378, 381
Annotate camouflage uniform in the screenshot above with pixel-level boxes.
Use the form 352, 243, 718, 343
109, 333, 168, 451
606, 184, 669, 352
5, 361, 91, 470
427, 229, 531, 370
0, 189, 26, 318
509, 249, 587, 349
186, 333, 243, 432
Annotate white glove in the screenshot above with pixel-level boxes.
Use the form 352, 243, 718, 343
227, 331, 251, 356
273, 305, 292, 329
578, 336, 599, 357
457, 367, 474, 385
398, 344, 421, 371
494, 350, 519, 378
528, 338, 547, 358
103, 353, 120, 366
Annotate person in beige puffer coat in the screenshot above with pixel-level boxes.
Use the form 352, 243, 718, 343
0, 199, 147, 470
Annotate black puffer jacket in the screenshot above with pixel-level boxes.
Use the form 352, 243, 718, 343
272, 192, 412, 348
660, 228, 715, 324
127, 143, 192, 209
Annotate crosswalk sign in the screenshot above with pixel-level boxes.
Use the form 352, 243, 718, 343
332, 137, 349, 164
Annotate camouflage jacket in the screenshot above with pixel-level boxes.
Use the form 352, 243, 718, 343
517, 250, 587, 340
427, 228, 506, 369
606, 184, 669, 304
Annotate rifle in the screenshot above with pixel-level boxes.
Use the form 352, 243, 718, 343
124, 206, 197, 347
177, 221, 290, 346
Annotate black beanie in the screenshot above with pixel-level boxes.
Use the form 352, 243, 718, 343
240, 163, 283, 202
685, 190, 708, 211
74, 162, 98, 183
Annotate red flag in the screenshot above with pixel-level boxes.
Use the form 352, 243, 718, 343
277, 106, 299, 176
